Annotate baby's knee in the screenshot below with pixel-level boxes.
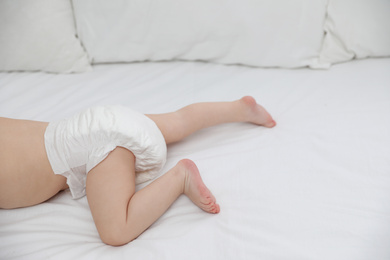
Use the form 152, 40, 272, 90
97, 223, 136, 246
99, 228, 135, 246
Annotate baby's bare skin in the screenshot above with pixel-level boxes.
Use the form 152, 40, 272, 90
0, 118, 67, 209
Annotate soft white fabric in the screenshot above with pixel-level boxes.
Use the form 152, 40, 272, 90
45, 105, 167, 199
0, 0, 91, 73
1, 59, 390, 259
319, 0, 390, 65
72, 0, 327, 68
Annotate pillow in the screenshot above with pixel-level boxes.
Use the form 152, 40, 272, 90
319, 0, 390, 65
72, 0, 327, 68
0, 0, 91, 73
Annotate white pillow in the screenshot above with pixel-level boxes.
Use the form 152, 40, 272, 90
72, 0, 327, 68
0, 0, 91, 73
319, 0, 390, 65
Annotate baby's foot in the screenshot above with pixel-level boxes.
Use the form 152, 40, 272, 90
240, 96, 276, 127
179, 159, 220, 214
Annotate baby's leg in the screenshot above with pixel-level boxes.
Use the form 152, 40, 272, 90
87, 147, 218, 246
146, 96, 276, 144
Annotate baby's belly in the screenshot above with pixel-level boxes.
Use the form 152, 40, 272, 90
0, 118, 67, 208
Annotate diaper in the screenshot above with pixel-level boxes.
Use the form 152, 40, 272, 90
44, 105, 167, 199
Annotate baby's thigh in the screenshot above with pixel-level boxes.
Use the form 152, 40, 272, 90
86, 147, 136, 239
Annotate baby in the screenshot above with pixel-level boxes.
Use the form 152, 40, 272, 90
0, 96, 275, 246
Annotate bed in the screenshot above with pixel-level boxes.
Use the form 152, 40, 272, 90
1, 1, 390, 259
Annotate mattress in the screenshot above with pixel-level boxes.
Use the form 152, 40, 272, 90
1, 58, 390, 259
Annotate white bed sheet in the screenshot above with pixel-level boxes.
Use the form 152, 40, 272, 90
1, 59, 390, 260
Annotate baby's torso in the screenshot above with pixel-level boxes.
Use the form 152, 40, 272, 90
0, 117, 67, 208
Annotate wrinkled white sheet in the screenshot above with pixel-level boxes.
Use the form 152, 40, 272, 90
1, 59, 390, 260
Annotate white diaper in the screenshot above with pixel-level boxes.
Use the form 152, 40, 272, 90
44, 105, 167, 199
